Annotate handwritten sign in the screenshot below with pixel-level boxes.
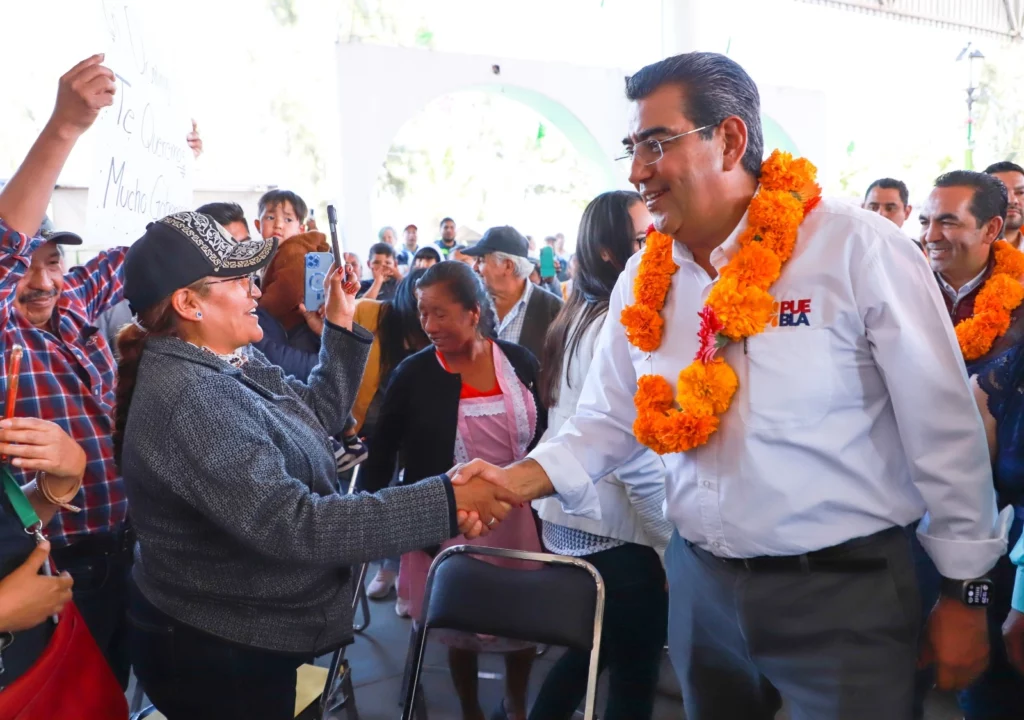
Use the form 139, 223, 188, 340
86, 0, 192, 246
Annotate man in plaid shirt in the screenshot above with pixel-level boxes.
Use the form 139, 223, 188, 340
0, 55, 135, 687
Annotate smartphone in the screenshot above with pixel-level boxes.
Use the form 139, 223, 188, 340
304, 252, 334, 312
539, 246, 557, 279
326, 205, 343, 269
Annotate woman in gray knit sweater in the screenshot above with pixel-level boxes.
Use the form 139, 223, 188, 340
114, 212, 516, 720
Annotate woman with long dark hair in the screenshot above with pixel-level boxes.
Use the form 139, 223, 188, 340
529, 191, 672, 720
361, 261, 547, 720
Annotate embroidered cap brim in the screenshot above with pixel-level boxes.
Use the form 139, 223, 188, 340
158, 212, 276, 276
125, 211, 278, 316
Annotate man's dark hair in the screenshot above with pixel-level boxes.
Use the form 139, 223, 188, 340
368, 242, 396, 260
257, 189, 308, 221
864, 178, 909, 207
984, 161, 1024, 177
414, 246, 442, 263
934, 171, 1008, 228
440, 217, 455, 227
625, 52, 763, 176
196, 202, 248, 232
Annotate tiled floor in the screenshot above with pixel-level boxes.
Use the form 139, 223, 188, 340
319, 566, 964, 720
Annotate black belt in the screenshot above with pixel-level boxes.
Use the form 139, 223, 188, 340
51, 524, 136, 565
691, 526, 902, 573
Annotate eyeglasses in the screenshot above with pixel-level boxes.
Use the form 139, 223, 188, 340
616, 124, 716, 166
204, 273, 257, 297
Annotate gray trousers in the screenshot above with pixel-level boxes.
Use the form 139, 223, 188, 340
665, 527, 921, 720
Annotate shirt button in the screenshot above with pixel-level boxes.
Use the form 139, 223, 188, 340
702, 480, 712, 489
94, 388, 100, 396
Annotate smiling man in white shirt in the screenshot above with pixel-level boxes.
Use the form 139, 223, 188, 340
453, 52, 1011, 720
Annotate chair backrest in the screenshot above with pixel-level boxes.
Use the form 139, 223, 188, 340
403, 545, 605, 720
423, 548, 601, 651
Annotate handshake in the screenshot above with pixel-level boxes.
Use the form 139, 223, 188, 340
448, 459, 525, 539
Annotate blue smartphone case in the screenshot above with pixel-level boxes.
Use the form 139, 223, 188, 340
304, 252, 334, 312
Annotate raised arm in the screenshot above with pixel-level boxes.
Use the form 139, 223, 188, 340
0, 55, 114, 235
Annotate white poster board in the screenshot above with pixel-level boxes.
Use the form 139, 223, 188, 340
86, 0, 193, 247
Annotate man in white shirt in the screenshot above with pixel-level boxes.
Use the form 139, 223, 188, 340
453, 52, 1010, 720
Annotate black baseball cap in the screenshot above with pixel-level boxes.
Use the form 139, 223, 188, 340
124, 211, 277, 315
460, 226, 528, 258
37, 215, 83, 245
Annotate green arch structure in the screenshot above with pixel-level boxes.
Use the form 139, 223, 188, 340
762, 114, 799, 156
476, 83, 619, 188
446, 83, 800, 188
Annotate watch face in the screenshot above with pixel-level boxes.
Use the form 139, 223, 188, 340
965, 581, 992, 607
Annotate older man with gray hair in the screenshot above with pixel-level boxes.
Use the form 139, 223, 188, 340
463, 225, 562, 362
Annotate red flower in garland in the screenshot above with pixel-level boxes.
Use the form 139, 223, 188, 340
695, 306, 724, 364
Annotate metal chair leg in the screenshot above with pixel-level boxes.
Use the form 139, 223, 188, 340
351, 562, 371, 633
318, 652, 360, 720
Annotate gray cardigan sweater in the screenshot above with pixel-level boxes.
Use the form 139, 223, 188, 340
122, 323, 457, 655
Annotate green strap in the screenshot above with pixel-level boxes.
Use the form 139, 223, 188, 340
1, 465, 40, 531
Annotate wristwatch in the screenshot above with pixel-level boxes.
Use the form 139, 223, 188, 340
940, 577, 993, 607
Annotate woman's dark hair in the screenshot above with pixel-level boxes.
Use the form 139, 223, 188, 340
378, 268, 430, 380
113, 281, 208, 468
539, 190, 642, 407
416, 260, 497, 339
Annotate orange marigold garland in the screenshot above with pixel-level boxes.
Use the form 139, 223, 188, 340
954, 239, 1024, 361
622, 150, 821, 455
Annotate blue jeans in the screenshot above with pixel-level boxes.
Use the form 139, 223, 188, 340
910, 513, 1024, 720
52, 536, 134, 689
128, 582, 310, 720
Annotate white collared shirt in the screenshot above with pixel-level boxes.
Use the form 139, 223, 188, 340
497, 279, 533, 345
530, 198, 1010, 579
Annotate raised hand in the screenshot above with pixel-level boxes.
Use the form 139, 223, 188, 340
0, 542, 74, 632
187, 119, 203, 159
49, 54, 116, 140
322, 263, 358, 331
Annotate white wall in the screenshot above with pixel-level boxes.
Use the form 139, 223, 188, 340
334, 43, 632, 261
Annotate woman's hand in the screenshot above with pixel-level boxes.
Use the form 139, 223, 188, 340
452, 476, 522, 539
323, 263, 358, 331
0, 418, 86, 481
0, 542, 73, 632
298, 302, 325, 336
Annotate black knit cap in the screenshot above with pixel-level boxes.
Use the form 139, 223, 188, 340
124, 211, 277, 315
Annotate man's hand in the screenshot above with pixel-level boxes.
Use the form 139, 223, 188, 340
187, 119, 203, 159
0, 542, 73, 632
452, 476, 522, 540
451, 458, 555, 502
0, 418, 86, 481
48, 54, 116, 140
1002, 608, 1024, 674
323, 264, 357, 331
919, 596, 990, 690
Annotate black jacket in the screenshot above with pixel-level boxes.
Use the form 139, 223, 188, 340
360, 340, 548, 493
517, 285, 562, 363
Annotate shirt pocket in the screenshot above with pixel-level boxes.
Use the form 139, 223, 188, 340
739, 328, 834, 430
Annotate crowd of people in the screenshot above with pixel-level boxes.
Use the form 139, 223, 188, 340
2, 46, 1024, 720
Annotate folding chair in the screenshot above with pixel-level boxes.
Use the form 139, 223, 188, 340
400, 545, 605, 720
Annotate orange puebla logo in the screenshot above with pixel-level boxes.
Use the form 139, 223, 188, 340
770, 298, 812, 327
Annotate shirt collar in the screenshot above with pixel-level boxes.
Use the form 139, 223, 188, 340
515, 278, 534, 308
670, 208, 750, 271
936, 257, 991, 304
